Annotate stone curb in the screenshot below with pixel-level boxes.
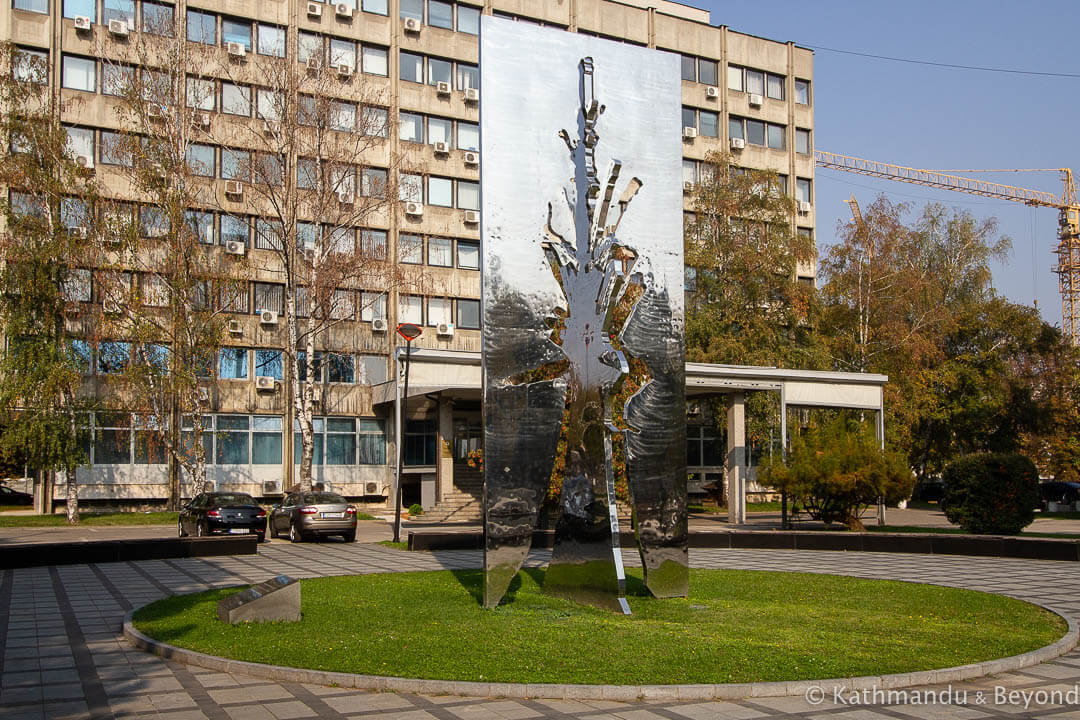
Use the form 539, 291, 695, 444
122, 597, 1079, 701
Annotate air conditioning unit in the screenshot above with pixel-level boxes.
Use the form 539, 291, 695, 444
705, 86, 719, 99
798, 201, 811, 213
259, 309, 279, 325
307, 2, 323, 18
108, 18, 129, 36
433, 141, 449, 154
224, 180, 244, 198
306, 56, 322, 72
311, 386, 323, 404
463, 210, 479, 224
748, 93, 763, 107
197, 386, 210, 402
403, 17, 421, 32
335, 3, 354, 18
192, 111, 211, 129
262, 119, 279, 134
228, 319, 243, 334
436, 322, 455, 337
464, 87, 479, 102
730, 137, 746, 150
225, 240, 246, 255
337, 190, 353, 204
263, 481, 281, 495
227, 42, 246, 58
255, 375, 276, 391
147, 104, 162, 119
103, 299, 121, 315
436, 80, 451, 95
371, 318, 388, 332
337, 63, 353, 77
463, 151, 479, 165
404, 201, 423, 216
70, 226, 88, 238
683, 181, 694, 193
75, 154, 94, 170
74, 15, 92, 31
682, 126, 698, 139
365, 482, 379, 494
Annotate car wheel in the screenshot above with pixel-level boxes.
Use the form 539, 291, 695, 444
195, 522, 205, 537
178, 518, 186, 538
256, 532, 266, 544
343, 530, 356, 543
289, 522, 302, 543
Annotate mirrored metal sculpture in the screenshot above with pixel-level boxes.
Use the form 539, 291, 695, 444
481, 18, 687, 612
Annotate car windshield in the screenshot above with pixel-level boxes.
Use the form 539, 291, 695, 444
305, 493, 347, 504
212, 493, 256, 506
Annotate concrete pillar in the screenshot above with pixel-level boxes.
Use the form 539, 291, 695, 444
437, 398, 454, 502
726, 392, 746, 525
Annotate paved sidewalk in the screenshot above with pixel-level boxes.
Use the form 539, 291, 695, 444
3, 542, 1080, 719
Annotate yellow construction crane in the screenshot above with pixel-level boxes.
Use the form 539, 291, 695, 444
815, 150, 1080, 345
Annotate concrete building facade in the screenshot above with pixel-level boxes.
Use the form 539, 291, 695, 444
1, 0, 816, 511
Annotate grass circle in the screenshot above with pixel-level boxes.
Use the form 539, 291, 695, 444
132, 569, 1065, 685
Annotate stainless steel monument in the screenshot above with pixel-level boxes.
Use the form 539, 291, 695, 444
480, 17, 687, 612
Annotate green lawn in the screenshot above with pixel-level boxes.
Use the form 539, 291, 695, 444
871, 525, 1080, 539
132, 568, 1065, 685
377, 540, 408, 550
0, 511, 179, 527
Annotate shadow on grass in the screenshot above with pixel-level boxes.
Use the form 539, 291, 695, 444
451, 564, 655, 608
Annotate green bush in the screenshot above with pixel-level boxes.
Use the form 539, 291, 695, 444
758, 417, 912, 531
408, 503, 424, 516
941, 453, 1038, 535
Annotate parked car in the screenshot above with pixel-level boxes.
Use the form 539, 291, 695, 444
178, 492, 267, 541
0, 484, 33, 506
1039, 481, 1080, 508
269, 491, 358, 543
912, 478, 946, 504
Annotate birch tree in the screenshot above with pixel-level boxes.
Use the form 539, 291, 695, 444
0, 45, 97, 522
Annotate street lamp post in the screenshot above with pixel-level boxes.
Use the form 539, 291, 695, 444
393, 323, 423, 544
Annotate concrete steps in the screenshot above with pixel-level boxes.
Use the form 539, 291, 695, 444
421, 471, 483, 523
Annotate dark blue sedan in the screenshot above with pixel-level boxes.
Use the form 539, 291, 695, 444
179, 492, 267, 542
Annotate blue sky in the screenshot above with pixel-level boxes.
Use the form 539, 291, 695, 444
694, 0, 1080, 327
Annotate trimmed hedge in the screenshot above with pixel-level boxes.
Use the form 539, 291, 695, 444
941, 453, 1039, 535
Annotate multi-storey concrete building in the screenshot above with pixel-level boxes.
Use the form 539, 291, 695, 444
1, 0, 816, 513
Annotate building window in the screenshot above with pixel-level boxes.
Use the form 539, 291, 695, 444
298, 31, 320, 64
102, 64, 134, 97
458, 4, 479, 34
457, 240, 478, 269
357, 355, 386, 385
698, 58, 718, 86
361, 106, 389, 137
326, 353, 354, 383
727, 64, 743, 92
796, 178, 812, 204
216, 415, 249, 464
796, 128, 810, 155
399, 294, 423, 325
360, 229, 386, 259
686, 425, 723, 467
400, 0, 423, 20
766, 73, 784, 100
457, 63, 478, 90
428, 176, 453, 207
329, 38, 356, 70
399, 233, 423, 264
103, 0, 135, 29
69, 339, 92, 373
219, 283, 249, 313
456, 298, 480, 329
330, 289, 355, 320
220, 215, 249, 247
358, 419, 386, 464
100, 131, 133, 166
745, 69, 764, 96
253, 282, 284, 313
400, 52, 424, 83
404, 419, 435, 466
139, 206, 168, 237
362, 45, 388, 76
221, 18, 252, 52
186, 77, 215, 110
98, 342, 130, 375
457, 181, 479, 211
61, 197, 91, 230
221, 83, 251, 116
257, 24, 285, 57
186, 143, 215, 177
457, 122, 479, 151
186, 10, 216, 45
680, 55, 696, 82
361, 291, 387, 322
63, 269, 92, 303
218, 348, 248, 379
428, 236, 452, 266
94, 412, 132, 465
427, 297, 451, 326
399, 173, 422, 203
64, 0, 96, 20
428, 0, 453, 29
65, 126, 94, 162
221, 149, 250, 180
13, 0, 46, 12
13, 47, 47, 84
428, 117, 452, 146
254, 349, 283, 380
795, 79, 810, 105
363, 0, 388, 15
427, 57, 452, 87
142, 2, 173, 36
185, 210, 214, 244
62, 55, 96, 92
766, 123, 785, 150
252, 416, 282, 465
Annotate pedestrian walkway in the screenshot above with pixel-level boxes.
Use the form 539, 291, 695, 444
2, 541, 1080, 719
